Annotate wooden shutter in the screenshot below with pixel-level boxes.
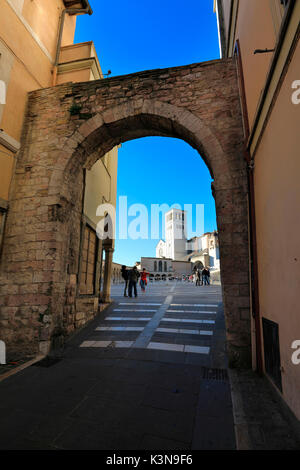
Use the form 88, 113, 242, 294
79, 225, 97, 295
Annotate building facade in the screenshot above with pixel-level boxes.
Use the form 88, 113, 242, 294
186, 232, 220, 270
140, 257, 192, 280
0, 0, 118, 350
156, 210, 220, 270
214, 0, 300, 419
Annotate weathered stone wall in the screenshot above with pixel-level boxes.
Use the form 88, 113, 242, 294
0, 58, 251, 366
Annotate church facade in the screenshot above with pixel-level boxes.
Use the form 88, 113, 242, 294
155, 208, 220, 271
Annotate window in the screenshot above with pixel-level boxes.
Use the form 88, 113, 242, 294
159, 260, 162, 272
79, 225, 98, 295
164, 261, 167, 272
154, 261, 157, 272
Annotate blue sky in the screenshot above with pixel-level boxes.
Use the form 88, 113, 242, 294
74, 1, 221, 266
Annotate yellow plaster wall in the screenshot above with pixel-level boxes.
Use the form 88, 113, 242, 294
56, 68, 91, 85
0, 145, 15, 200
84, 149, 119, 228
59, 42, 93, 62
234, 0, 277, 129
0, 0, 78, 203
254, 39, 300, 420
22, 0, 76, 57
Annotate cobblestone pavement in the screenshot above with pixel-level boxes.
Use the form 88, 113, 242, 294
0, 281, 298, 450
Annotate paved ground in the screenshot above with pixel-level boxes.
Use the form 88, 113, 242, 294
0, 280, 299, 451
0, 281, 237, 450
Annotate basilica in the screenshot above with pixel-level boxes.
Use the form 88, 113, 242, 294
140, 208, 220, 281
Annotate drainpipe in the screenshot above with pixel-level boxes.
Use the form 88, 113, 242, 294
234, 39, 264, 375
52, 4, 92, 86
247, 159, 263, 376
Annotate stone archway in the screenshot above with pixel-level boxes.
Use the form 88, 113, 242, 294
0, 59, 251, 366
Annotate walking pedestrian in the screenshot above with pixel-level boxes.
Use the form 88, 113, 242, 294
196, 268, 202, 286
121, 265, 129, 297
128, 266, 140, 298
140, 268, 149, 293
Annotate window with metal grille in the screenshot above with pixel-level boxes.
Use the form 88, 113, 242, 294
79, 225, 97, 295
262, 318, 282, 391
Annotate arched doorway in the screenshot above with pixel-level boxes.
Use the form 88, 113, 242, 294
0, 60, 251, 366
193, 261, 204, 271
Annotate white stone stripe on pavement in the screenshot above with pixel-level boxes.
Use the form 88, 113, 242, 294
162, 318, 215, 324
96, 326, 144, 331
79, 340, 210, 354
156, 327, 213, 335
118, 303, 162, 306
170, 304, 218, 307
105, 316, 152, 321
113, 309, 157, 312
167, 310, 216, 314
147, 342, 210, 354
80, 340, 133, 348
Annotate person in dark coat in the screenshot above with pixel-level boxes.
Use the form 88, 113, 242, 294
128, 266, 140, 298
196, 268, 202, 286
202, 267, 210, 285
121, 265, 129, 297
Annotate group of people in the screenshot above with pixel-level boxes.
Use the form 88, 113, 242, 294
193, 266, 211, 286
121, 265, 149, 298
121, 264, 210, 297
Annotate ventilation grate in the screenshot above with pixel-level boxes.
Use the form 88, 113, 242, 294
32, 356, 62, 368
201, 367, 228, 381
262, 317, 282, 392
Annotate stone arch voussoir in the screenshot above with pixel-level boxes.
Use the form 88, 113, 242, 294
58, 98, 229, 184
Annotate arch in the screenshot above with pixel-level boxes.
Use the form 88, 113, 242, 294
194, 261, 204, 270
49, 98, 230, 197
0, 60, 252, 368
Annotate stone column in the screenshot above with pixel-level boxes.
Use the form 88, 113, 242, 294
101, 246, 114, 303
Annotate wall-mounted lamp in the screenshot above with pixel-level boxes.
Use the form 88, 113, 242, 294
254, 48, 275, 54
103, 70, 112, 77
